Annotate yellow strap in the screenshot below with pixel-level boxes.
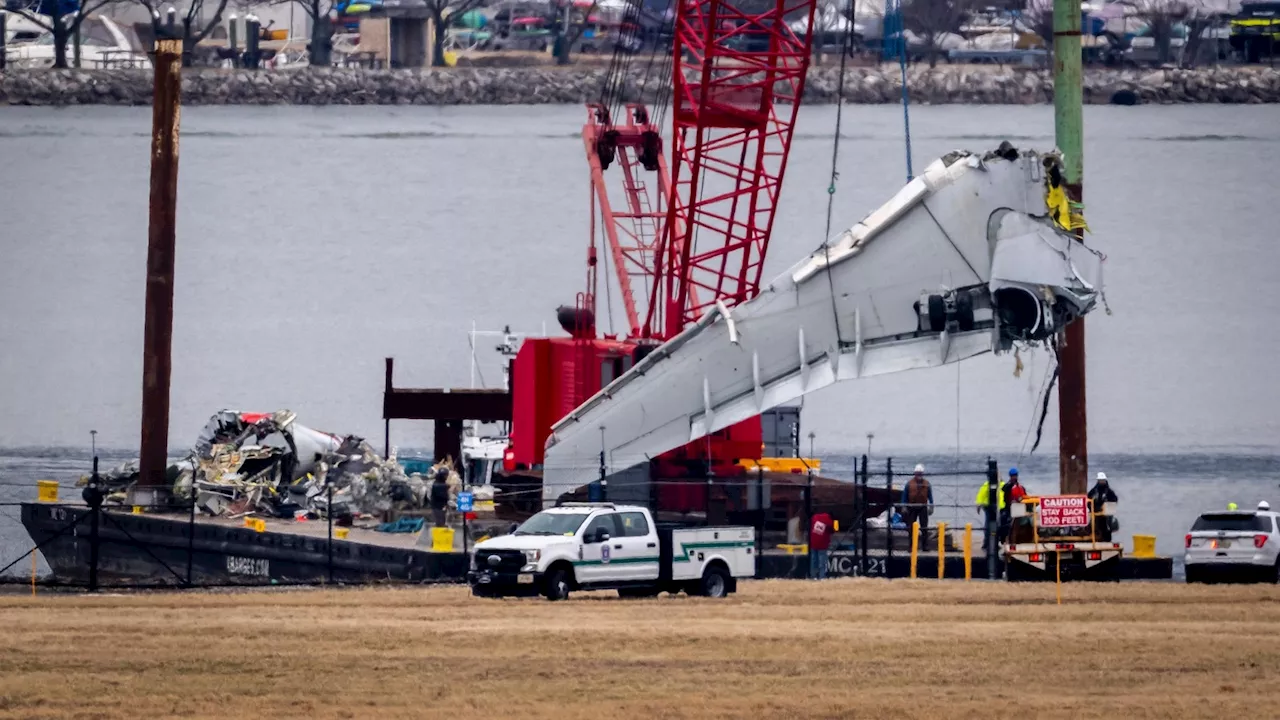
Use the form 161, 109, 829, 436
1046, 183, 1090, 234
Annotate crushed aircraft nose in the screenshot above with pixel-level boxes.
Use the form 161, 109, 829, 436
86, 409, 457, 522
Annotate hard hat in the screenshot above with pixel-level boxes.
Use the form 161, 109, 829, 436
914, 464, 925, 473
1009, 467, 1019, 476
1228, 502, 1239, 511
1096, 472, 1107, 481
1260, 501, 1271, 511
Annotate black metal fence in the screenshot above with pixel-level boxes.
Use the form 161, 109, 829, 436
576, 454, 1007, 581
2, 453, 1013, 591
742, 455, 1005, 581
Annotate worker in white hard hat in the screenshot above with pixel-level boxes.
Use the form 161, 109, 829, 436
1260, 501, 1272, 512
901, 463, 933, 535
1087, 472, 1117, 511
1088, 472, 1119, 537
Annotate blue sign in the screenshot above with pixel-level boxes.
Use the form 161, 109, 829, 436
457, 492, 474, 513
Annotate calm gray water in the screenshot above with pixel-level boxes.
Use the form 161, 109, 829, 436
2, 103, 1279, 566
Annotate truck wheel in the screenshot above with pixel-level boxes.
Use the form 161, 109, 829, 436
543, 567, 571, 601
699, 566, 730, 599
618, 587, 662, 599
1185, 566, 1201, 584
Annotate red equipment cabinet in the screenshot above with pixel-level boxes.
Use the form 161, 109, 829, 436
509, 335, 639, 469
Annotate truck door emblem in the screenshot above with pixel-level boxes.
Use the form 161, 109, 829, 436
601, 545, 611, 563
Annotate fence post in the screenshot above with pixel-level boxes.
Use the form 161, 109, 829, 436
909, 520, 919, 578
885, 457, 894, 575
986, 458, 999, 580
937, 521, 947, 579
599, 449, 608, 502
963, 523, 972, 580
186, 494, 196, 587
804, 472, 813, 578
83, 456, 104, 593
756, 466, 765, 559
327, 484, 334, 584
858, 455, 868, 576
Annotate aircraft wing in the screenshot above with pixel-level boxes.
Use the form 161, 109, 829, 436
542, 145, 1105, 501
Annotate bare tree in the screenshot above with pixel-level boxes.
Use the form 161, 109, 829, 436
901, 0, 972, 67
1124, 0, 1193, 65
552, 0, 600, 65
1024, 0, 1053, 49
136, 0, 230, 66
422, 0, 484, 67
1178, 5, 1215, 67
6, 0, 121, 68
808, 0, 843, 65
271, 0, 337, 65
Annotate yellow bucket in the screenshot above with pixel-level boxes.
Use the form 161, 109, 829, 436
334, 527, 350, 540
431, 527, 455, 552
37, 480, 59, 503
1132, 534, 1156, 558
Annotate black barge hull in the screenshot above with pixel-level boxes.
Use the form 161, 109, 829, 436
20, 503, 467, 587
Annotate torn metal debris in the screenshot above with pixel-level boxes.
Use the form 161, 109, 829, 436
82, 410, 463, 524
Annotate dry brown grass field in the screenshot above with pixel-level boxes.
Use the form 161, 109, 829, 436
2, 579, 1278, 719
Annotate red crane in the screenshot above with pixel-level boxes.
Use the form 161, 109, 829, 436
508, 0, 818, 499
585, 0, 818, 341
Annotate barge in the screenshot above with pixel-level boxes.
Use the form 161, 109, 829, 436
21, 501, 466, 587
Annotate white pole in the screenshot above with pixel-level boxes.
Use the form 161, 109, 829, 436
469, 319, 477, 390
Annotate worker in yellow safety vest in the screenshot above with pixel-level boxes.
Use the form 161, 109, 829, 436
975, 480, 1006, 551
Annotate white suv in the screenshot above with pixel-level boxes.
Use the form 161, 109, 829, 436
1184, 509, 1280, 583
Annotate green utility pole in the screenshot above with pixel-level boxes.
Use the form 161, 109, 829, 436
1053, 0, 1087, 496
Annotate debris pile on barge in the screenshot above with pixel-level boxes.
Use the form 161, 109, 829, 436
82, 410, 459, 522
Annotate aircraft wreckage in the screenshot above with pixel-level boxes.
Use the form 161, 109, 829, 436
542, 145, 1106, 500
86, 409, 460, 519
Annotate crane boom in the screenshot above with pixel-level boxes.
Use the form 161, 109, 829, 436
651, 0, 818, 339
543, 147, 1108, 500
504, 0, 820, 476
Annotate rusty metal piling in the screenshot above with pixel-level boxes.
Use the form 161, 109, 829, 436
137, 38, 183, 499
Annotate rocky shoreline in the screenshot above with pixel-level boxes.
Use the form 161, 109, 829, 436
2, 64, 1278, 106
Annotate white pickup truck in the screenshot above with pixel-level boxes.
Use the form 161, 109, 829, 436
467, 503, 755, 600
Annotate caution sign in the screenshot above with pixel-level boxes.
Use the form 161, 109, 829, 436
1038, 495, 1089, 528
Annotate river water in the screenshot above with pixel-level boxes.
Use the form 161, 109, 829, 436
2, 103, 1279, 566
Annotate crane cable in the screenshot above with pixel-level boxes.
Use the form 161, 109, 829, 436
1028, 340, 1061, 455
819, 0, 859, 350
893, 0, 913, 181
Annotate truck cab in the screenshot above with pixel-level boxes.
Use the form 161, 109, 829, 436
468, 502, 755, 600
